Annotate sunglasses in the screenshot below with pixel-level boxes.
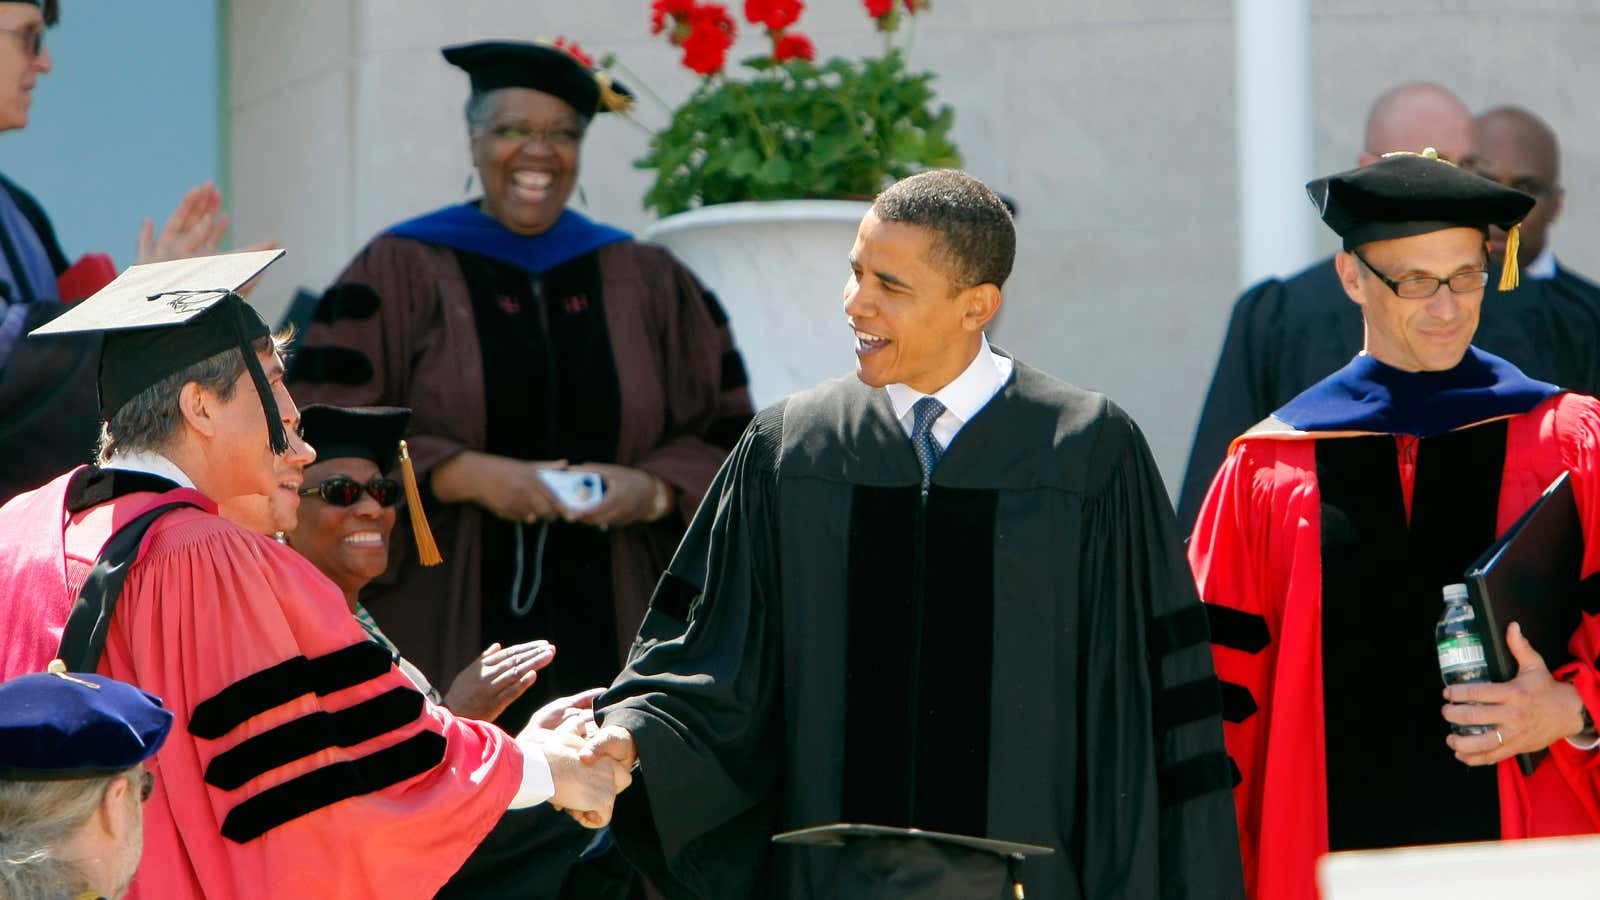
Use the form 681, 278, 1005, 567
298, 476, 403, 508
0, 27, 43, 58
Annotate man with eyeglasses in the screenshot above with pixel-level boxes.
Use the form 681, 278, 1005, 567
1187, 151, 1600, 900
1463, 105, 1600, 396
0, 0, 271, 506
0, 664, 173, 900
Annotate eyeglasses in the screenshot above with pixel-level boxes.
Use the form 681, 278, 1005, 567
121, 768, 154, 802
487, 122, 583, 150
1352, 249, 1490, 299
0, 27, 43, 58
298, 476, 402, 508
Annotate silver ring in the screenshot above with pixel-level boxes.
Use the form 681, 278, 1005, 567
524, 513, 537, 524
1495, 729, 1504, 746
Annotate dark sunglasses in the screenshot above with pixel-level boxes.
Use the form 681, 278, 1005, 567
128, 768, 154, 802
0, 27, 43, 57
298, 476, 402, 508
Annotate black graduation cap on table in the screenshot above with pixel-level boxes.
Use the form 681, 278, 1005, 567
29, 250, 290, 454
298, 404, 443, 566
1306, 147, 1536, 291
773, 824, 1055, 900
0, 661, 172, 780
442, 40, 635, 118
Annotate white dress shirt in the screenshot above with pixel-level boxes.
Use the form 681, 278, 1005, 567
1524, 247, 1557, 281
98, 448, 559, 805
884, 334, 1013, 452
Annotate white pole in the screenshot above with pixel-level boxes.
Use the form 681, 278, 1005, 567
1234, 0, 1315, 287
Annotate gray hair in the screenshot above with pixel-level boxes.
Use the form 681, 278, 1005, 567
464, 88, 592, 138
0, 774, 120, 900
96, 331, 292, 462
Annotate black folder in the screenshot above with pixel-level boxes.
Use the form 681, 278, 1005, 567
1463, 471, 1585, 775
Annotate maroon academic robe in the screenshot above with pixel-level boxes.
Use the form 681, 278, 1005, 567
287, 234, 751, 706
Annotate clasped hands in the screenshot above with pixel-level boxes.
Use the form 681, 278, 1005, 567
516, 691, 639, 828
1441, 621, 1591, 766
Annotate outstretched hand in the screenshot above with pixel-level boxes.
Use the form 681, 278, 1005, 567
531, 687, 605, 736
442, 640, 554, 722
1442, 621, 1588, 766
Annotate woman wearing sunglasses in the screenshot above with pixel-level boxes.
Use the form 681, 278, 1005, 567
288, 403, 554, 722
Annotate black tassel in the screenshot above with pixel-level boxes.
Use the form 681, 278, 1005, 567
231, 297, 289, 454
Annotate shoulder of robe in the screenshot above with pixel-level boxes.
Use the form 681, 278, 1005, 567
137, 509, 281, 567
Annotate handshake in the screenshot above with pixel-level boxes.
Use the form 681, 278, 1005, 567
514, 690, 641, 829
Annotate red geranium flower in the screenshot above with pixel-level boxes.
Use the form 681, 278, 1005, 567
552, 37, 595, 69
680, 7, 736, 75
744, 0, 803, 31
862, 0, 893, 17
772, 31, 814, 62
903, 0, 921, 11
651, 0, 697, 35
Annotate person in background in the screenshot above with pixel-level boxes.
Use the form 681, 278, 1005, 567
0, 666, 173, 900
288, 39, 752, 735
0, 0, 271, 506
1460, 105, 1600, 393
286, 403, 553, 721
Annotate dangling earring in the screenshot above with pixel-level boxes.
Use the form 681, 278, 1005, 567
578, 184, 588, 207
464, 169, 477, 195
273, 531, 287, 545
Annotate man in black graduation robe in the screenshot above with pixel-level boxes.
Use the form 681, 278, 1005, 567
584, 171, 1244, 899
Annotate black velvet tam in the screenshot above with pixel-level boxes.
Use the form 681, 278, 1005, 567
442, 40, 632, 117
1307, 150, 1535, 250
299, 404, 411, 473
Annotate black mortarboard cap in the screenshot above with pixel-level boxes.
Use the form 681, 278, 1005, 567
299, 404, 411, 473
29, 250, 290, 454
0, 663, 172, 779
1307, 148, 1537, 290
773, 824, 1055, 900
296, 402, 442, 567
442, 40, 634, 117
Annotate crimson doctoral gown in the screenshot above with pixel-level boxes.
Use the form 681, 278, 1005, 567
0, 467, 525, 900
1189, 351, 1600, 900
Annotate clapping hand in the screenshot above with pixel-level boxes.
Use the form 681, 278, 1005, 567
1442, 621, 1588, 766
442, 640, 554, 722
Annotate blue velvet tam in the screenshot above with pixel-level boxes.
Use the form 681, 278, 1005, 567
0, 666, 173, 779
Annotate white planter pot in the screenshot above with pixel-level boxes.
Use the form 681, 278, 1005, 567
644, 200, 871, 406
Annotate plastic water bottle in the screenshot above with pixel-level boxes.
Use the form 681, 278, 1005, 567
1436, 583, 1493, 736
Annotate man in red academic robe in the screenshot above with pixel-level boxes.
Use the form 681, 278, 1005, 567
1189, 150, 1600, 900
0, 252, 629, 900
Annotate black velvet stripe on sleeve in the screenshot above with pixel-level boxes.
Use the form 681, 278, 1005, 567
284, 345, 376, 386
720, 351, 749, 391
1153, 678, 1226, 733
700, 290, 730, 327
189, 642, 394, 740
311, 283, 382, 323
1205, 605, 1271, 654
1147, 604, 1212, 657
1156, 751, 1235, 809
203, 687, 425, 791
219, 731, 447, 843
1217, 680, 1258, 723
649, 571, 700, 623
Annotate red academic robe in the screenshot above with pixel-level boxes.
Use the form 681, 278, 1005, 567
0, 469, 525, 900
1189, 392, 1600, 900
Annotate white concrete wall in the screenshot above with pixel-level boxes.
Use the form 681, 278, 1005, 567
228, 0, 1600, 489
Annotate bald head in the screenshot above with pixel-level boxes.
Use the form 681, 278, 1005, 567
1467, 105, 1563, 265
1361, 82, 1474, 165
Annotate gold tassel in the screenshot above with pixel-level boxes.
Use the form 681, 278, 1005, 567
596, 72, 635, 114
399, 440, 443, 567
1498, 223, 1521, 292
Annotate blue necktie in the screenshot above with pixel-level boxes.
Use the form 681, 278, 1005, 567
911, 396, 946, 490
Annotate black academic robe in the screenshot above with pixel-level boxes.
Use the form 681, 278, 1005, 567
1177, 257, 1600, 531
598, 358, 1245, 899
0, 173, 98, 505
